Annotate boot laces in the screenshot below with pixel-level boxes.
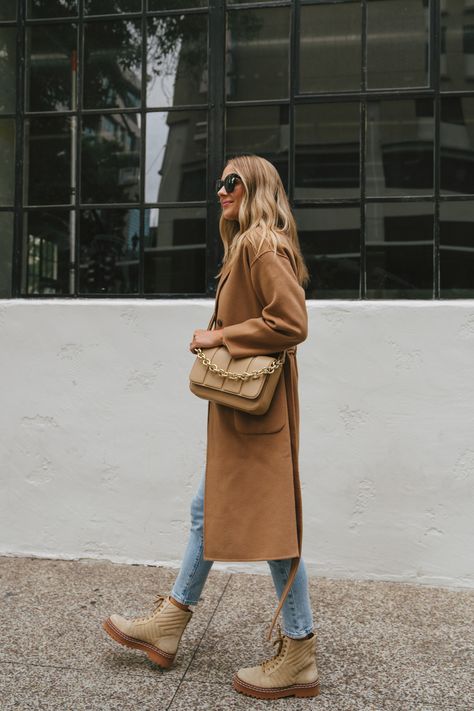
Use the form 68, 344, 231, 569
261, 624, 288, 673
133, 594, 167, 623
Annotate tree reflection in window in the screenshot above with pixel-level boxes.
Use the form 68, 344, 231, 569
146, 14, 208, 107
79, 208, 139, 294
83, 19, 142, 109
27, 0, 78, 18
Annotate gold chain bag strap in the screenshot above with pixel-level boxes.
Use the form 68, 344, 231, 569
189, 313, 286, 415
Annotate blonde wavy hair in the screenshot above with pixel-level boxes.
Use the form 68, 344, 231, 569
217, 154, 310, 288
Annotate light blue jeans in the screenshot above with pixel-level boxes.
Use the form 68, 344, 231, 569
170, 471, 314, 639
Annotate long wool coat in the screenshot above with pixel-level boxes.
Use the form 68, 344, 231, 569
200, 236, 308, 641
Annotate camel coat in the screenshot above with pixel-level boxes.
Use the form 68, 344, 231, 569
200, 236, 308, 641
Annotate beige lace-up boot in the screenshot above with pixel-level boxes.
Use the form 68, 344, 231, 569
232, 624, 320, 699
102, 594, 193, 668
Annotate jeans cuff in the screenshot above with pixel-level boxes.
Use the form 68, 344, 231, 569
282, 627, 314, 639
169, 592, 199, 606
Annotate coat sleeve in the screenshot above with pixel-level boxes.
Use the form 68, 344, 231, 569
221, 249, 308, 358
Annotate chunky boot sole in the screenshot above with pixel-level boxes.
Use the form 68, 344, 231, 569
102, 618, 175, 668
232, 672, 320, 699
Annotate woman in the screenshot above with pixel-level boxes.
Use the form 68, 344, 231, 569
102, 154, 320, 700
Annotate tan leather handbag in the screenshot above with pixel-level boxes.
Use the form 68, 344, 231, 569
189, 313, 286, 415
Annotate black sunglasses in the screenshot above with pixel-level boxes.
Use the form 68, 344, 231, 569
215, 173, 241, 194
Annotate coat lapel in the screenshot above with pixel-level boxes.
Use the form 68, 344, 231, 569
206, 262, 232, 330
215, 261, 232, 302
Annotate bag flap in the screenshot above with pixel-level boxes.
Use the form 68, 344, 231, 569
189, 348, 281, 399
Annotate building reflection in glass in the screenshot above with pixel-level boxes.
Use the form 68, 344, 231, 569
81, 113, 141, 204
0, 212, 14, 298
299, 1, 361, 93
144, 207, 205, 293
22, 210, 72, 295
146, 13, 208, 107
0, 119, 15, 206
24, 117, 72, 205
440, 96, 474, 196
294, 206, 360, 299
144, 12, 208, 204
146, 111, 207, 203
226, 105, 289, 191
366, 99, 434, 197
441, 1, 474, 92
366, 202, 434, 298
226, 7, 289, 102
0, 1, 17, 21
367, 0, 430, 89
295, 102, 360, 200
440, 200, 474, 297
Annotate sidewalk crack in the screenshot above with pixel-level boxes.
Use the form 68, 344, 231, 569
166, 572, 233, 710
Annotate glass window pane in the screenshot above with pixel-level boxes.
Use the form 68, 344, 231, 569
146, 110, 207, 203
144, 207, 205, 293
82, 114, 140, 204
22, 210, 73, 295
0, 212, 14, 298
79, 208, 139, 294
440, 201, 474, 297
300, 2, 361, 94
27, 0, 78, 18
0, 28, 16, 114
295, 103, 360, 200
0, 119, 15, 206
226, 8, 290, 101
295, 206, 360, 299
366, 202, 434, 298
148, 0, 207, 8
366, 99, 434, 198
147, 15, 208, 108
440, 97, 474, 196
225, 105, 289, 191
84, 19, 141, 109
0, 1, 16, 20
440, 4, 474, 91
367, 0, 430, 89
85, 0, 142, 14
24, 117, 72, 206
25, 24, 78, 112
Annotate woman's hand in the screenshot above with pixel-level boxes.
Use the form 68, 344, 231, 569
189, 328, 224, 353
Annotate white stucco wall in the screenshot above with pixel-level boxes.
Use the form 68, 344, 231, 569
0, 299, 473, 588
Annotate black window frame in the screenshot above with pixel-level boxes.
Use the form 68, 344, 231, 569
1, 0, 473, 299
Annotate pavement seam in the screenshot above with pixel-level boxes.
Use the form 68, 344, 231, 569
165, 572, 234, 711
0, 657, 176, 679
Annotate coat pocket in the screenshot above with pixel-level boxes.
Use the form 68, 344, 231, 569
232, 378, 286, 435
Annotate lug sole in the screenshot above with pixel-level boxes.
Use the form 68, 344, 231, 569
102, 618, 175, 668
232, 672, 320, 699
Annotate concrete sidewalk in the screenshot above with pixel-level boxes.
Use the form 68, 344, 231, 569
0, 556, 472, 711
